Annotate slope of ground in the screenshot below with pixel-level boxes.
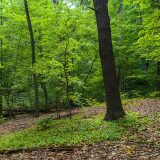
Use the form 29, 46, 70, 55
0, 109, 79, 135
0, 99, 160, 160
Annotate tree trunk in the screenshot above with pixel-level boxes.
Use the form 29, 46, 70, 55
0, 0, 3, 115
24, 0, 39, 117
93, 0, 125, 120
53, 0, 59, 4
118, 0, 123, 13
63, 37, 72, 119
117, 0, 123, 91
157, 61, 160, 90
41, 83, 48, 110
157, 0, 160, 90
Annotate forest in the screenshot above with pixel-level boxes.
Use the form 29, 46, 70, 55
0, 0, 160, 159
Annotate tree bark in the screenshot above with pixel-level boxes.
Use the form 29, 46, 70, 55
118, 0, 123, 13
24, 0, 39, 117
117, 0, 123, 91
41, 83, 48, 110
93, 0, 125, 120
63, 37, 72, 119
157, 0, 160, 90
157, 61, 160, 90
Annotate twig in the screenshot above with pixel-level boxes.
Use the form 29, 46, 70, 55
88, 7, 97, 12
0, 146, 76, 155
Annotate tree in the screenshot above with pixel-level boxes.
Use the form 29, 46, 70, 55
24, 0, 39, 117
93, 0, 125, 120
0, 0, 3, 115
2, 0, 159, 118
156, 0, 160, 90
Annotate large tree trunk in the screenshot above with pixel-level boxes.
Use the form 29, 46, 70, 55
0, 0, 3, 115
24, 0, 39, 117
157, 0, 160, 90
93, 0, 125, 120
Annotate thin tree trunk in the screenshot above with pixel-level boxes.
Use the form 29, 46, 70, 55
53, 0, 59, 4
118, 0, 123, 13
81, 54, 98, 98
37, 30, 49, 111
117, 67, 121, 90
24, 0, 39, 117
157, 61, 160, 90
0, 0, 3, 115
63, 37, 72, 119
117, 0, 123, 91
5, 94, 15, 119
41, 83, 48, 110
93, 0, 125, 120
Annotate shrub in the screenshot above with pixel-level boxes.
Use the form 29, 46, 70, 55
37, 117, 53, 130
0, 116, 6, 124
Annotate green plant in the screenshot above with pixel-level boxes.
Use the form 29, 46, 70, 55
0, 111, 153, 151
147, 91, 160, 98
37, 117, 53, 131
0, 116, 6, 124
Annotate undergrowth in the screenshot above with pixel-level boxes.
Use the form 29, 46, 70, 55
0, 112, 152, 151
0, 116, 6, 124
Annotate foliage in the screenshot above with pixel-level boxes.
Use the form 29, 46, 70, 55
0, 116, 6, 124
37, 117, 53, 130
0, 0, 159, 112
147, 91, 160, 98
0, 112, 152, 150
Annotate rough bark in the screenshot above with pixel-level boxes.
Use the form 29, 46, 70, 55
93, 0, 125, 120
157, 0, 160, 90
24, 0, 39, 117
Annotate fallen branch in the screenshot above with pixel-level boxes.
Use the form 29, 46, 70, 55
0, 145, 76, 155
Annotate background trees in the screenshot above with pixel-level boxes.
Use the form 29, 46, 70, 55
0, 0, 3, 115
0, 0, 159, 118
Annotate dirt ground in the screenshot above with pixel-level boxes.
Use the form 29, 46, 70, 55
0, 109, 79, 135
0, 99, 160, 160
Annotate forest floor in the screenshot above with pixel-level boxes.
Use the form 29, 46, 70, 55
0, 98, 160, 160
0, 109, 79, 135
